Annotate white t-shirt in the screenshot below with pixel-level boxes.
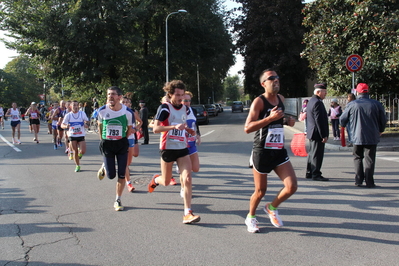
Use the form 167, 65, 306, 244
62, 111, 89, 137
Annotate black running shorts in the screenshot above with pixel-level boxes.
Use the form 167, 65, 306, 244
160, 148, 189, 163
250, 148, 290, 174
29, 119, 40, 125
99, 138, 129, 158
69, 136, 85, 142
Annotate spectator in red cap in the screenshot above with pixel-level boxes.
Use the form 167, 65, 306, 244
340, 83, 387, 188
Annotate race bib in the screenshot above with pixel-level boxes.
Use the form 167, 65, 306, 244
12, 115, 19, 120
168, 123, 186, 142
106, 125, 123, 140
69, 124, 83, 135
264, 127, 284, 149
187, 121, 196, 142
31, 113, 38, 119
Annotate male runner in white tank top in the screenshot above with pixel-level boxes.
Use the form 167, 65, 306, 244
147, 80, 200, 224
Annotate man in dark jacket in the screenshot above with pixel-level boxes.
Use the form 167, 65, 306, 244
340, 83, 386, 188
306, 83, 329, 181
139, 100, 149, 145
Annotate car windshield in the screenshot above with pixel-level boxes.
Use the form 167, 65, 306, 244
192, 106, 204, 112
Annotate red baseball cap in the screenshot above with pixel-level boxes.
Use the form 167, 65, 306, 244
356, 83, 369, 93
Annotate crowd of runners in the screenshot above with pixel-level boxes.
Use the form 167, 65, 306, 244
1, 72, 299, 230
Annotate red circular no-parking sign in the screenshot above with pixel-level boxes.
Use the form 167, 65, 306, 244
346, 54, 364, 72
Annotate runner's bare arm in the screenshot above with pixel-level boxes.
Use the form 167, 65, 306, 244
244, 97, 284, 134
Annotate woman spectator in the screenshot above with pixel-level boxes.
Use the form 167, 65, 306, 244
328, 98, 342, 141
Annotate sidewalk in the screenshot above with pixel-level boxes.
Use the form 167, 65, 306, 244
288, 120, 399, 151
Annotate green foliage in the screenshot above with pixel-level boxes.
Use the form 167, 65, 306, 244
233, 0, 309, 99
223, 75, 241, 101
0, 56, 42, 107
0, 0, 234, 114
302, 0, 399, 95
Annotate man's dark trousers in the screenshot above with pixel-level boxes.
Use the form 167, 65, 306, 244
353, 144, 377, 186
307, 139, 325, 179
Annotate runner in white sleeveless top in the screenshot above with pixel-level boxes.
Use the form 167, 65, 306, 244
5, 102, 22, 144
147, 80, 201, 224
121, 96, 142, 192
62, 101, 89, 172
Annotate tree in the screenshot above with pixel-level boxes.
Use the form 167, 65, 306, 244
302, 0, 399, 95
0, 56, 42, 107
233, 0, 309, 99
223, 75, 241, 101
0, 0, 234, 114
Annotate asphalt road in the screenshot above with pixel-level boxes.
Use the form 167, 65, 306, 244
1, 108, 399, 266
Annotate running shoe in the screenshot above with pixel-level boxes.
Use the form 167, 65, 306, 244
54, 144, 58, 150
69, 153, 73, 160
65, 148, 69, 154
180, 188, 184, 198
16, 140, 21, 145
78, 153, 83, 159
75, 165, 81, 172
264, 203, 283, 228
33, 138, 37, 141
175, 164, 180, 174
59, 142, 63, 147
148, 174, 159, 193
127, 183, 135, 192
183, 211, 201, 224
97, 165, 105, 180
36, 140, 39, 144
169, 178, 177, 186
245, 217, 260, 233
114, 199, 124, 211
12, 138, 15, 144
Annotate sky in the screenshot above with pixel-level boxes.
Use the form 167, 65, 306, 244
0, 0, 243, 74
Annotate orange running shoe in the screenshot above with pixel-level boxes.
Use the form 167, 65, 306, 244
169, 178, 177, 186
148, 174, 159, 193
183, 211, 201, 224
264, 203, 283, 228
127, 183, 135, 192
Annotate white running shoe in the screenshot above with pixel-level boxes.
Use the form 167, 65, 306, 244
245, 217, 260, 233
175, 164, 180, 174
114, 199, 124, 211
264, 203, 283, 228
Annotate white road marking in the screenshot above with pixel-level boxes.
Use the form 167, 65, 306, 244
0, 134, 22, 152
377, 156, 399, 163
201, 130, 215, 137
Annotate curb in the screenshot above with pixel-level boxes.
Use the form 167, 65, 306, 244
285, 124, 397, 152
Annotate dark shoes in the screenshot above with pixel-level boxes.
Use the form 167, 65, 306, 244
306, 174, 329, 181
312, 176, 329, 181
355, 183, 378, 188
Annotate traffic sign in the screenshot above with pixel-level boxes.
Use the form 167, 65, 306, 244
346, 54, 363, 72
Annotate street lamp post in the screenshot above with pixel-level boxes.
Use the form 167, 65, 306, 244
165, 9, 187, 83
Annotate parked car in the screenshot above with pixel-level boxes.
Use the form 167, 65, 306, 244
213, 103, 221, 114
232, 101, 244, 112
215, 103, 223, 112
191, 105, 209, 125
205, 104, 217, 117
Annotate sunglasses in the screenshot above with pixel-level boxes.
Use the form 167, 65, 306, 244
183, 99, 191, 102
263, 76, 279, 82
